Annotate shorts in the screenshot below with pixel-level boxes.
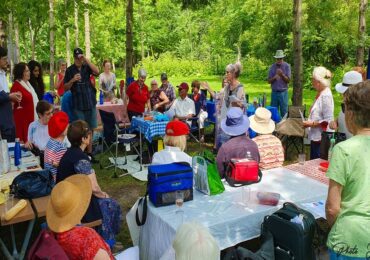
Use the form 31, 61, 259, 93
74, 108, 98, 129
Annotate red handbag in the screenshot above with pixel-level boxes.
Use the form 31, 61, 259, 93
225, 158, 262, 187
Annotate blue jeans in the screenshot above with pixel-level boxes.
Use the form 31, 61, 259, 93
271, 90, 288, 118
329, 249, 368, 260
74, 108, 98, 129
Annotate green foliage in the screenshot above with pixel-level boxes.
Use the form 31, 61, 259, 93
133, 52, 212, 77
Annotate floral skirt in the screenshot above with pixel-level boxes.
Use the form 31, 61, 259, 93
97, 198, 122, 247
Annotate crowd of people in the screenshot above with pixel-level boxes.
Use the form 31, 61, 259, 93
0, 43, 369, 259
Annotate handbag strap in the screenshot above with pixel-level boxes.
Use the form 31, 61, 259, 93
135, 192, 148, 226
225, 161, 263, 187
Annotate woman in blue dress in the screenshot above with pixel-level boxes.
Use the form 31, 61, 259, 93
57, 120, 122, 248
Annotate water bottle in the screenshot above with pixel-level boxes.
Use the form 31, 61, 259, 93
99, 90, 104, 105
328, 136, 336, 162
14, 138, 22, 167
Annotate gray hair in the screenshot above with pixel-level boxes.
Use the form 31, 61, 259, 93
151, 79, 158, 85
138, 68, 147, 78
173, 221, 220, 260
226, 61, 242, 78
312, 66, 332, 89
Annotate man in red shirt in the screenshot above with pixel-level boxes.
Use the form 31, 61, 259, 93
126, 69, 151, 120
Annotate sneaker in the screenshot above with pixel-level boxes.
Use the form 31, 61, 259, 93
200, 135, 205, 143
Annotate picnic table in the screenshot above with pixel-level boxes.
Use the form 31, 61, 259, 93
129, 165, 328, 260
0, 153, 47, 260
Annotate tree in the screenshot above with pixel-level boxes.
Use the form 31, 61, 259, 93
292, 0, 303, 106
0, 20, 6, 47
356, 0, 367, 66
83, 0, 91, 59
126, 0, 134, 80
74, 0, 79, 47
65, 0, 71, 66
49, 0, 55, 90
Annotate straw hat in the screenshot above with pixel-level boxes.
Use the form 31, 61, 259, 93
46, 175, 92, 233
221, 107, 250, 136
249, 107, 275, 135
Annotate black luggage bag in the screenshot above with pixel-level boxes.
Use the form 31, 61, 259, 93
262, 202, 316, 260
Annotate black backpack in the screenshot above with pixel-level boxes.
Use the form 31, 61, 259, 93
262, 202, 316, 260
11, 170, 54, 199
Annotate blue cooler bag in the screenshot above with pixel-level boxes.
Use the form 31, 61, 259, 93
148, 162, 193, 207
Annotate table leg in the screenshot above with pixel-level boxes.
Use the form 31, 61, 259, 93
18, 218, 36, 260
10, 225, 17, 258
0, 236, 13, 260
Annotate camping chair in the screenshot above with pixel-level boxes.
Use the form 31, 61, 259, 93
98, 110, 141, 178
275, 105, 306, 158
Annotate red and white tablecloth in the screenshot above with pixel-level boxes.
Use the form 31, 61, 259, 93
284, 158, 329, 185
96, 101, 129, 123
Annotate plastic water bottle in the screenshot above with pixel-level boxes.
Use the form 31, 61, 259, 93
328, 136, 336, 162
14, 138, 21, 167
99, 90, 104, 105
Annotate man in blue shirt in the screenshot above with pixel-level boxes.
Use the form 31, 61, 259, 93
267, 50, 291, 118
64, 48, 99, 161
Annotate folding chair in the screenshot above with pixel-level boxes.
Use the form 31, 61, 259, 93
276, 105, 306, 158
98, 110, 141, 178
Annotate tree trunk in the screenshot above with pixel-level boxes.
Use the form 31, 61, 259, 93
0, 20, 6, 48
356, 0, 367, 66
292, 0, 303, 106
126, 0, 134, 80
65, 0, 71, 66
49, 0, 55, 90
74, 0, 79, 47
138, 1, 145, 61
14, 23, 20, 63
84, 0, 91, 59
28, 19, 36, 60
7, 13, 14, 81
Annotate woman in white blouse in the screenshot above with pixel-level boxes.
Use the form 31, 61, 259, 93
303, 66, 334, 159
98, 60, 116, 101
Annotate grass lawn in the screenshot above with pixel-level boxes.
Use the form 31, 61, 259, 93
33, 75, 340, 252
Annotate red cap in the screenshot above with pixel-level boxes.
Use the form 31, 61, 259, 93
48, 111, 69, 138
165, 120, 189, 136
177, 82, 189, 91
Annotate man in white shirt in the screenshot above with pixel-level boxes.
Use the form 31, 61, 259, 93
0, 47, 21, 141
172, 82, 195, 126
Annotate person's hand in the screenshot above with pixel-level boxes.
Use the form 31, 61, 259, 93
201, 81, 209, 90
276, 69, 283, 76
153, 104, 159, 110
9, 92, 22, 103
24, 141, 33, 150
302, 121, 313, 128
103, 192, 109, 198
73, 73, 81, 82
329, 120, 338, 130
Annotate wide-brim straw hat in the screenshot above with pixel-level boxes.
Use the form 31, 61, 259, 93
221, 107, 250, 136
46, 174, 92, 233
249, 107, 275, 134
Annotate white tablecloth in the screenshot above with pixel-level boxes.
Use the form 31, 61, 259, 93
132, 167, 328, 260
